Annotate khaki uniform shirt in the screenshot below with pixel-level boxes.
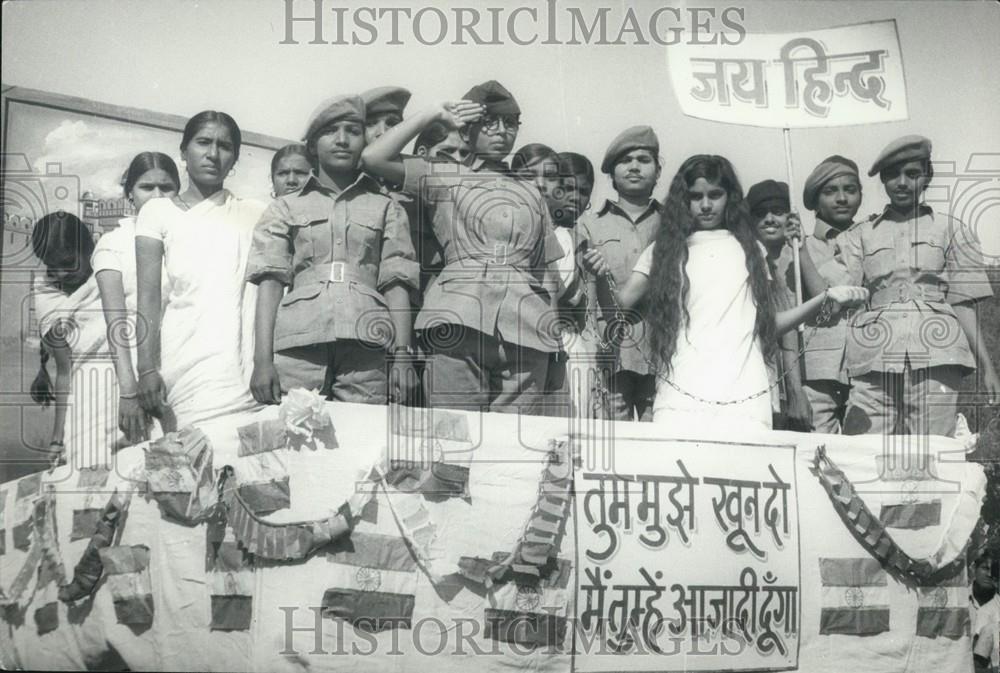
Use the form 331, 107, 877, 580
577, 199, 662, 375
246, 173, 419, 352
789, 218, 854, 384
402, 156, 563, 353
835, 205, 992, 376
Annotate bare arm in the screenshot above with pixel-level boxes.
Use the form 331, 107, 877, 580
249, 278, 284, 404
595, 271, 649, 323
135, 236, 168, 413
45, 329, 73, 448
954, 302, 1000, 405
96, 269, 149, 443
776, 286, 869, 336
361, 101, 484, 186
96, 270, 137, 395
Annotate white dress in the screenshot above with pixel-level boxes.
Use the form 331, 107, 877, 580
633, 230, 773, 433
135, 190, 266, 427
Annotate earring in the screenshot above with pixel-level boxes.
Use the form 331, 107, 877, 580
228, 168, 236, 178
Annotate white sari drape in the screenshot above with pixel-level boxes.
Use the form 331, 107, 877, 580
135, 190, 266, 427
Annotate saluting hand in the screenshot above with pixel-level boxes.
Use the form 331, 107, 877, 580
437, 100, 485, 129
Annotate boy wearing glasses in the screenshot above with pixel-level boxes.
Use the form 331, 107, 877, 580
361, 81, 563, 414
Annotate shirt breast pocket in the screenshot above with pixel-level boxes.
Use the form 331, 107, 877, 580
347, 219, 383, 265
911, 236, 947, 272
860, 236, 895, 279
288, 216, 327, 262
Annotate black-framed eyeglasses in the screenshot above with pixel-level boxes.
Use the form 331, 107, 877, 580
481, 114, 521, 133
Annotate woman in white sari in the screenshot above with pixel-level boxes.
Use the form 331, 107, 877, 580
135, 111, 266, 429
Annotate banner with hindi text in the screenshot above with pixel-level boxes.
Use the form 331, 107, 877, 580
667, 20, 908, 127
574, 437, 800, 672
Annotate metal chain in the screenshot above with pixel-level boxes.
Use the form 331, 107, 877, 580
588, 273, 838, 411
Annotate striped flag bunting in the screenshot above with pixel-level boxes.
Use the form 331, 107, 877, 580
59, 491, 129, 603
320, 531, 419, 632
218, 465, 376, 561
383, 460, 470, 500
879, 500, 941, 530
206, 509, 255, 631
388, 405, 471, 443
915, 568, 969, 640
813, 446, 975, 585
144, 427, 215, 523
72, 467, 113, 541
98, 545, 153, 628
11, 473, 42, 551
34, 551, 62, 635
3, 492, 65, 612
818, 557, 890, 636
237, 476, 291, 515
237, 419, 288, 457
483, 570, 571, 649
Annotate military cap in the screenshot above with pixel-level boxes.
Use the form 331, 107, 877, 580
361, 86, 411, 117
302, 95, 365, 143
601, 126, 659, 174
462, 80, 521, 116
802, 155, 859, 211
868, 135, 932, 177
746, 180, 790, 213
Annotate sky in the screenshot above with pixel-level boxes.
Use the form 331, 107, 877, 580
3, 0, 999, 257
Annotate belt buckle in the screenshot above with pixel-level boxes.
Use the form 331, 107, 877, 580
493, 244, 508, 266
329, 262, 345, 283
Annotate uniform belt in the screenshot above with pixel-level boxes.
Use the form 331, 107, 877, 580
869, 283, 944, 307
443, 243, 525, 268
294, 262, 373, 287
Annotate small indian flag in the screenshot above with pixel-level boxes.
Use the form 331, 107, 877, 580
915, 569, 969, 640
819, 557, 890, 636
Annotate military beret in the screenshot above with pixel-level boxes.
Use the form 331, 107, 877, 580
361, 86, 411, 117
601, 126, 659, 174
802, 155, 859, 211
746, 180, 790, 213
302, 95, 366, 143
868, 135, 932, 177
462, 80, 521, 116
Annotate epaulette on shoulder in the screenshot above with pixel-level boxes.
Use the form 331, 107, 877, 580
845, 213, 879, 232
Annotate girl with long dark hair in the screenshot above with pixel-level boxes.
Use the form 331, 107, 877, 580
586, 154, 867, 431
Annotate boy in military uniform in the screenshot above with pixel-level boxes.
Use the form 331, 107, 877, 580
247, 95, 419, 405
577, 126, 662, 421
783, 155, 863, 433
836, 135, 998, 436
361, 81, 564, 414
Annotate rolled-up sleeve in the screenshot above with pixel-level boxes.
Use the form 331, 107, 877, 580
246, 199, 294, 286
376, 199, 419, 292
944, 218, 993, 305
